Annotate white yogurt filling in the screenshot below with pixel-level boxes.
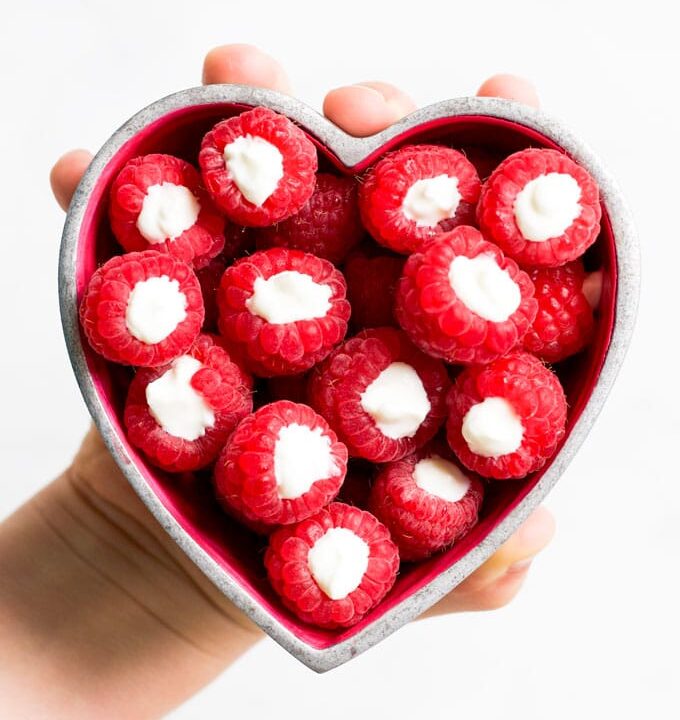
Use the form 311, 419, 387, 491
401, 174, 462, 227
245, 271, 332, 325
360, 362, 431, 440
136, 182, 200, 244
414, 456, 471, 502
449, 254, 521, 322
273, 423, 339, 499
125, 276, 187, 344
145, 355, 215, 441
307, 528, 369, 600
513, 172, 582, 242
224, 134, 284, 206
462, 397, 524, 458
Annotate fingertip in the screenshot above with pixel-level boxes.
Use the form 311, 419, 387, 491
476, 74, 540, 108
517, 506, 556, 550
468, 506, 555, 583
50, 149, 93, 211
202, 43, 292, 93
471, 562, 531, 612
323, 82, 415, 137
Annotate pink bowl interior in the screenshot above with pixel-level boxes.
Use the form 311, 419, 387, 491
75, 102, 617, 650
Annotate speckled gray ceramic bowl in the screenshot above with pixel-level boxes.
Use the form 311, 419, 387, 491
58, 85, 639, 672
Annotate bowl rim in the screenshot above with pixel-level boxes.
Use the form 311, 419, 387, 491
58, 84, 640, 672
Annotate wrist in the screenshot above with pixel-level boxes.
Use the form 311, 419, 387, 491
0, 430, 261, 718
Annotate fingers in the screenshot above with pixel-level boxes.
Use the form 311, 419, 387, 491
425, 506, 555, 616
52, 45, 291, 211
50, 149, 93, 211
202, 44, 292, 93
323, 82, 416, 137
476, 73, 540, 108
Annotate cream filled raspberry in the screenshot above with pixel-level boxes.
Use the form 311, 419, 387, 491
217, 247, 350, 376
395, 226, 537, 365
199, 106, 317, 226
343, 245, 405, 331
308, 328, 450, 462
253, 173, 364, 264
80, 250, 204, 367
522, 260, 597, 362
446, 352, 567, 479
358, 144, 481, 254
108, 154, 226, 268
369, 444, 484, 561
477, 148, 601, 267
214, 401, 347, 527
124, 334, 252, 472
264, 502, 399, 628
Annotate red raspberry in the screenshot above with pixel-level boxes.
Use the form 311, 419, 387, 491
214, 401, 348, 526
477, 148, 601, 268
308, 328, 450, 462
195, 255, 227, 331
343, 245, 405, 330
124, 334, 253, 472
223, 220, 255, 261
253, 173, 364, 264
394, 226, 537, 365
108, 154, 225, 269
522, 260, 596, 362
197, 223, 256, 332
80, 250, 204, 367
358, 144, 481, 254
264, 502, 399, 628
217, 247, 350, 377
446, 352, 567, 480
369, 444, 484, 561
199, 107, 317, 227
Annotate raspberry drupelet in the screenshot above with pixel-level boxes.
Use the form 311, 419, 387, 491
195, 255, 227, 331
217, 247, 350, 377
108, 153, 226, 269
80, 250, 204, 367
394, 225, 537, 365
446, 352, 567, 480
358, 144, 481, 254
264, 502, 399, 628
214, 401, 348, 527
343, 244, 405, 331
124, 334, 253, 472
369, 444, 484, 561
477, 148, 601, 268
199, 106, 318, 227
308, 327, 450, 463
522, 260, 600, 362
253, 173, 364, 264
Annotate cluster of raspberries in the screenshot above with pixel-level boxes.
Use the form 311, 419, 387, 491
80, 106, 603, 629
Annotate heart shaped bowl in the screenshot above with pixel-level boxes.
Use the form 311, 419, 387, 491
58, 85, 639, 672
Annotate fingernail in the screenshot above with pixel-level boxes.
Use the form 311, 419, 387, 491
353, 83, 387, 101
506, 558, 533, 575
517, 507, 556, 548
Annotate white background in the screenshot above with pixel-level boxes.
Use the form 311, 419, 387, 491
1, 1, 678, 718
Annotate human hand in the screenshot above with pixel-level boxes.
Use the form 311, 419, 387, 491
1, 44, 552, 719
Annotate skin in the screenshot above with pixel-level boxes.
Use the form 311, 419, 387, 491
4, 44, 554, 719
